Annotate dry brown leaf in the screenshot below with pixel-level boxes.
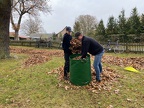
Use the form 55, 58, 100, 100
114, 89, 120, 94
127, 98, 132, 102
107, 105, 114, 108
64, 86, 69, 91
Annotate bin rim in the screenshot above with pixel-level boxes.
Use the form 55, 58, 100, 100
70, 54, 90, 60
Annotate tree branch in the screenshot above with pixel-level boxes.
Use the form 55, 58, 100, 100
10, 12, 16, 30
13, 7, 21, 15
11, 0, 19, 8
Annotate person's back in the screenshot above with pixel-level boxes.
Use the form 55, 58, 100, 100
62, 33, 72, 54
82, 36, 103, 58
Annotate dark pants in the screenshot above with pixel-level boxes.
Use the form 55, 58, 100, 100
64, 53, 71, 76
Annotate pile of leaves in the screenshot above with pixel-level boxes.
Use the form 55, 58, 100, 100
24, 55, 51, 67
48, 66, 120, 93
10, 47, 63, 67
10, 48, 32, 54
72, 56, 82, 60
10, 47, 63, 56
69, 39, 82, 54
102, 55, 144, 70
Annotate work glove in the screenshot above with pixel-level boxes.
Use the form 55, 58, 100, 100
81, 57, 87, 63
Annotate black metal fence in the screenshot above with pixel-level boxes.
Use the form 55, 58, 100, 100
10, 40, 61, 48
10, 40, 144, 53
100, 42, 144, 53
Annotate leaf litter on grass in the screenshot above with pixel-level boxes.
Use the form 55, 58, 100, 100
6, 47, 144, 107
56, 54, 143, 93
10, 47, 144, 70
48, 66, 121, 94
102, 55, 144, 70
10, 47, 63, 67
10, 47, 143, 93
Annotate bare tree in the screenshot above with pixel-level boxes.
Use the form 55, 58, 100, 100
74, 15, 97, 36
21, 17, 43, 35
0, 0, 12, 59
11, 0, 51, 40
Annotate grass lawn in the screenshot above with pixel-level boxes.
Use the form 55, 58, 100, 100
0, 48, 144, 108
105, 52, 144, 58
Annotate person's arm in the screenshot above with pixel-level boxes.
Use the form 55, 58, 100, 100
81, 40, 90, 58
68, 36, 72, 53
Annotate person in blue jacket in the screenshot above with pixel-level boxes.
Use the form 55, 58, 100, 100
75, 32, 104, 82
62, 26, 72, 80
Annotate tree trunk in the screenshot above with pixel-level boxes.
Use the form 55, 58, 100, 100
0, 0, 11, 59
10, 11, 23, 41
15, 30, 19, 41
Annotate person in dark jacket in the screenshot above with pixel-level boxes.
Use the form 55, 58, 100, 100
75, 32, 104, 82
62, 26, 72, 80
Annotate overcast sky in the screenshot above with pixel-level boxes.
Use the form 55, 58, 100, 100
39, 0, 143, 33
11, 0, 144, 34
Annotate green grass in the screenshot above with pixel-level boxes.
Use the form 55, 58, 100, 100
105, 52, 144, 58
0, 50, 144, 108
102, 61, 144, 108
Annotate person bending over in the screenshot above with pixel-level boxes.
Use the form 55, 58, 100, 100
75, 32, 104, 82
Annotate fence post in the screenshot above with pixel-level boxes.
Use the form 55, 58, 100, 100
29, 42, 31, 47
21, 41, 23, 46
126, 42, 129, 52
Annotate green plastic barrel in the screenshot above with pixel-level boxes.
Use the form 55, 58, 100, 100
70, 54, 91, 86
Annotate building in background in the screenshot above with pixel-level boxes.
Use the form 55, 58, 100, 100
55, 26, 67, 42
9, 32, 30, 40
29, 33, 53, 41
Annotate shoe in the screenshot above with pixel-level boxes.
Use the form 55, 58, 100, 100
63, 76, 69, 80
96, 79, 101, 83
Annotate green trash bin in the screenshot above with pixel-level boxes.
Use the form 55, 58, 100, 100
70, 54, 91, 86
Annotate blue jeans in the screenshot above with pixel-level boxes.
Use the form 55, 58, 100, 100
93, 51, 104, 81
